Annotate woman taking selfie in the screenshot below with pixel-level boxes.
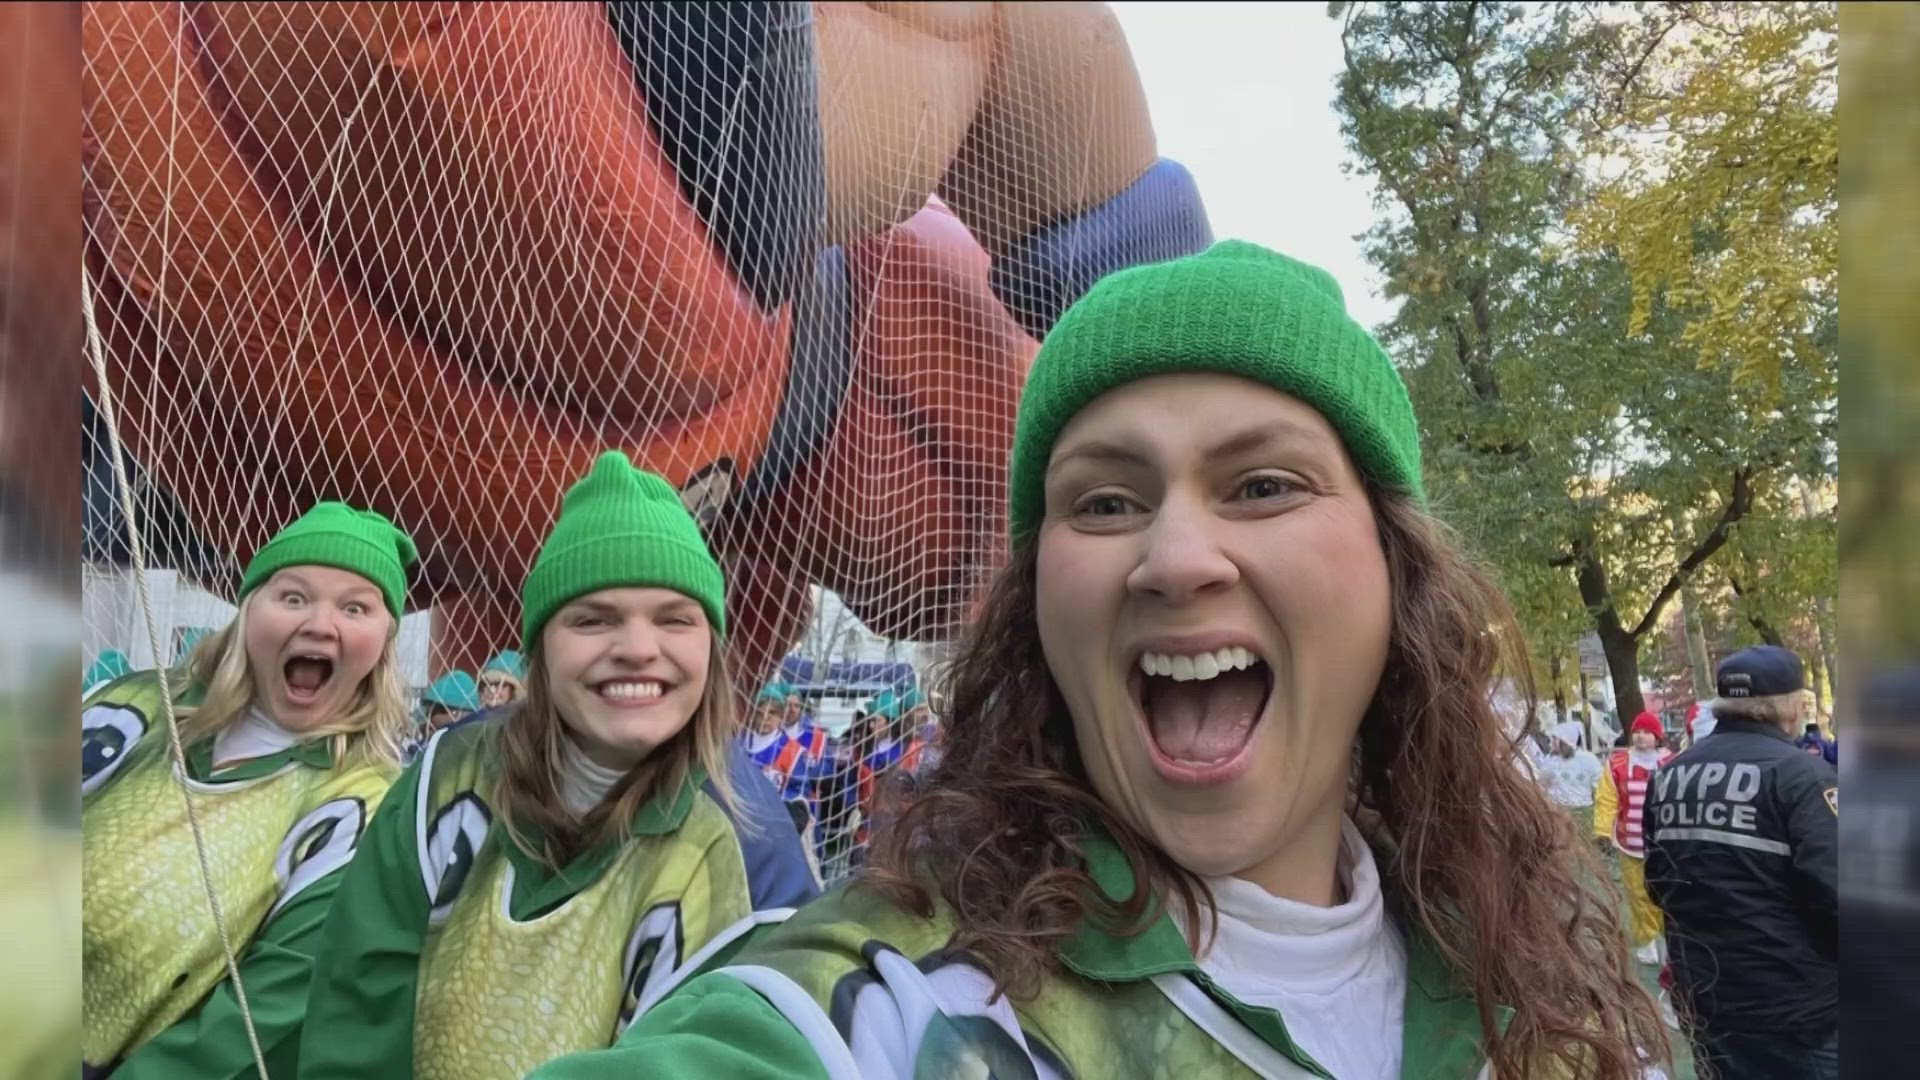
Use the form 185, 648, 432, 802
536, 243, 1669, 1079
299, 451, 816, 1080
82, 503, 417, 1079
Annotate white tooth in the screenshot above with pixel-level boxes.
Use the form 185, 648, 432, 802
1214, 647, 1238, 672
1170, 655, 1196, 681
1158, 654, 1175, 677
605, 680, 663, 700
1139, 655, 1156, 677
1193, 653, 1221, 680
1146, 654, 1163, 677
1234, 646, 1253, 670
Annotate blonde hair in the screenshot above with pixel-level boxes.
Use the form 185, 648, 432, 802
492, 634, 740, 871
174, 589, 410, 771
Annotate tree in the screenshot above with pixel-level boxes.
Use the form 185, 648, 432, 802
1721, 490, 1835, 646
1578, 0, 1839, 695
1575, 2, 1838, 396
1330, 1, 1833, 719
1328, 0, 1593, 646
1684, 470, 1838, 706
1527, 253, 1830, 721
1646, 605, 1695, 701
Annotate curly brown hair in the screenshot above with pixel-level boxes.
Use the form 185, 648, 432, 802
865, 484, 1670, 1078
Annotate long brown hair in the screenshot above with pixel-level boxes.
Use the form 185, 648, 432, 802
491, 635, 739, 870
866, 484, 1669, 1078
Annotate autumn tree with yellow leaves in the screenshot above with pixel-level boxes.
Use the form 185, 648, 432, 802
1330, 1, 1835, 720
1577, 1, 1838, 700
1577, 2, 1837, 397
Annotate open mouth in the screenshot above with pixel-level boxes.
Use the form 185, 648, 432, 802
1128, 645, 1273, 784
283, 654, 335, 702
594, 679, 667, 706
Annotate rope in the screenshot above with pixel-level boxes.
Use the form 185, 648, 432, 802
82, 34, 274, 1067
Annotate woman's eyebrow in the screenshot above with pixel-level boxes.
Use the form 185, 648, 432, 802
1205, 419, 1333, 460
1048, 418, 1335, 480
562, 599, 623, 618
1046, 439, 1154, 479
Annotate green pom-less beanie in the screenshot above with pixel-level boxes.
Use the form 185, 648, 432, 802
521, 451, 727, 648
239, 502, 418, 618
1007, 240, 1424, 540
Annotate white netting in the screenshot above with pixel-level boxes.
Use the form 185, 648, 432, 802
81, 0, 1209, 888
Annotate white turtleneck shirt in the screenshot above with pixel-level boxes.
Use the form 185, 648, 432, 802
556, 733, 632, 819
1189, 817, 1408, 1080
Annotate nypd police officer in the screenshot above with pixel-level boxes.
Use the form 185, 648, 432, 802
1644, 645, 1838, 1079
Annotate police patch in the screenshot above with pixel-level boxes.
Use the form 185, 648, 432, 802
1825, 787, 1837, 816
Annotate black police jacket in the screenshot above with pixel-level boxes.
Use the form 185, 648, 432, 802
1643, 716, 1838, 1039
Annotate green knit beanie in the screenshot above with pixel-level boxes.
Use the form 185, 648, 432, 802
239, 501, 418, 617
521, 451, 727, 648
1007, 240, 1424, 540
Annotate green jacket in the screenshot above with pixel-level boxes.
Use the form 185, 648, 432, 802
533, 837, 1507, 1079
81, 670, 397, 1080
299, 715, 819, 1080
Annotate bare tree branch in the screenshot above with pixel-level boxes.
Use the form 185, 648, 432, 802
1628, 465, 1756, 638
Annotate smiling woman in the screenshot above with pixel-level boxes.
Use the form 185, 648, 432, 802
529, 243, 1671, 1080
298, 451, 818, 1080
81, 502, 418, 1080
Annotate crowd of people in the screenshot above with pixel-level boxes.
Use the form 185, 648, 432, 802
401, 650, 533, 753
738, 680, 940, 883
1521, 650, 1839, 1079
80, 242, 1837, 1079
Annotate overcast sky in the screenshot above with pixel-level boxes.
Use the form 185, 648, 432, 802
1111, 2, 1399, 332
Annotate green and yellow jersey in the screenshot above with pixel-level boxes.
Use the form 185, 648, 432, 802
532, 837, 1511, 1080
82, 670, 397, 1080
298, 712, 819, 1080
